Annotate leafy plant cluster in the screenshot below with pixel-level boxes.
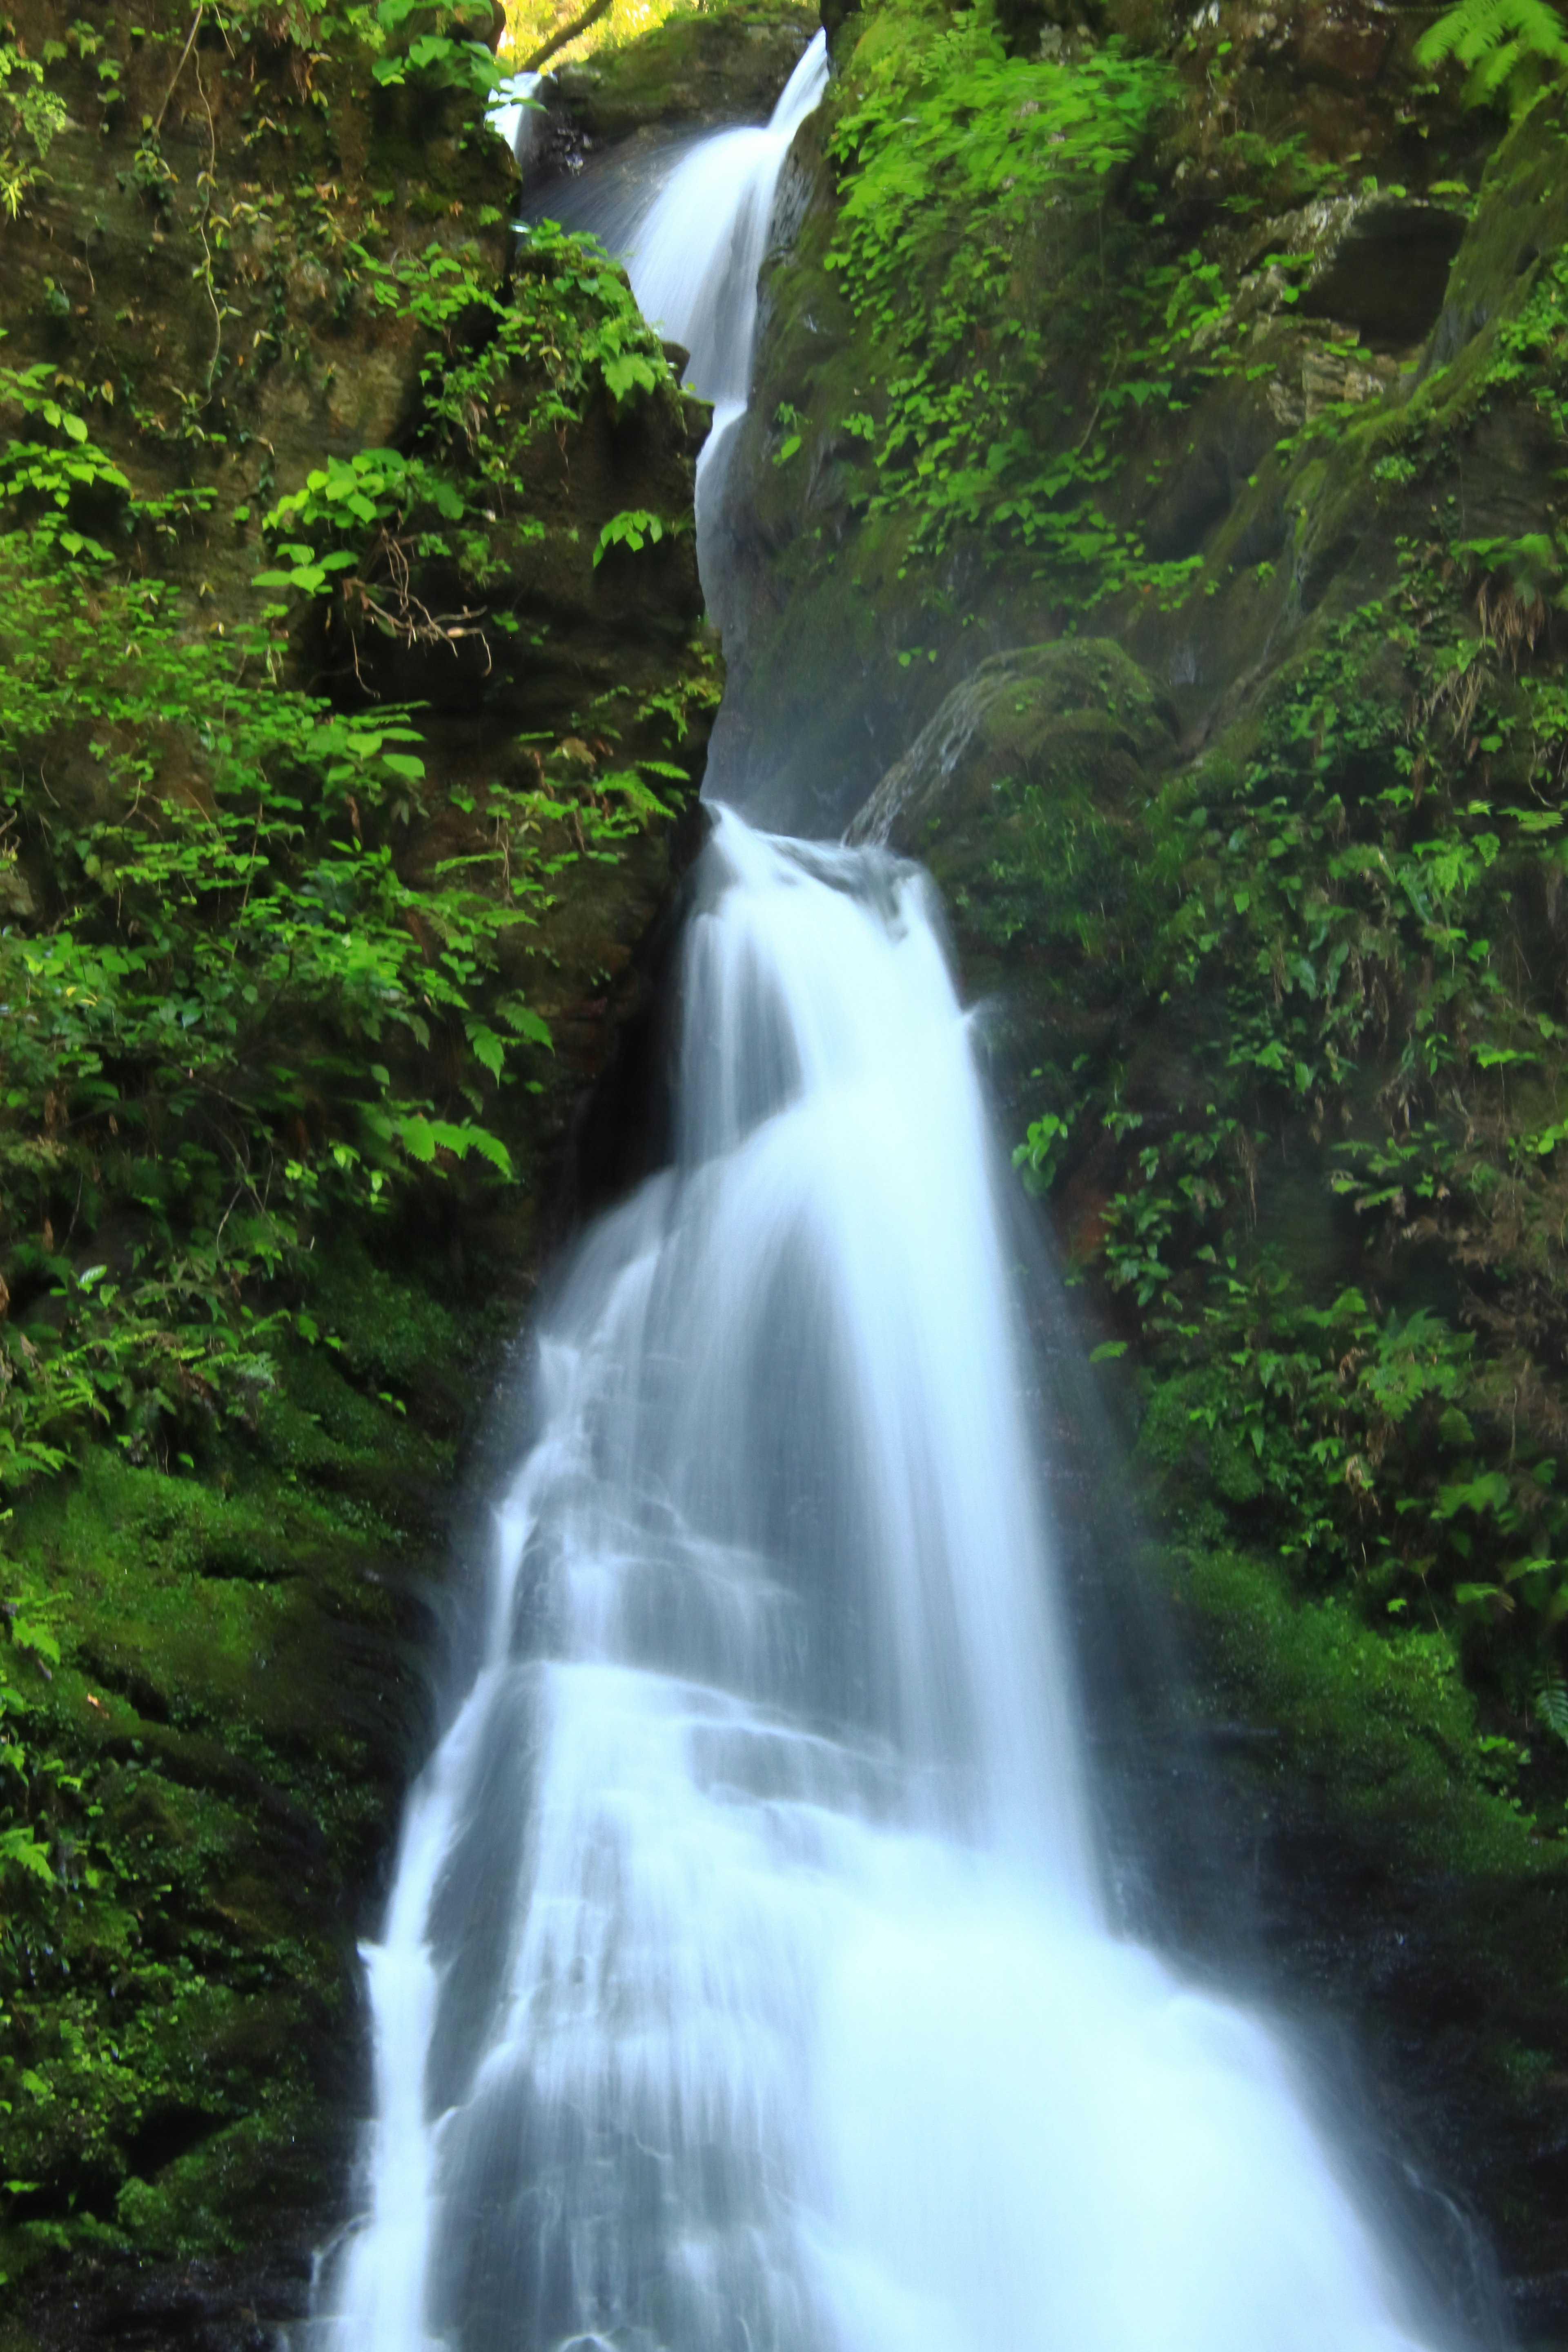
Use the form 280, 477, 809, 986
1017, 540, 1568, 1784
363, 0, 507, 100
819, 3, 1183, 585
255, 223, 682, 666
0, 214, 687, 1530
1415, 0, 1568, 118
813, 0, 1370, 615
0, 38, 65, 220
0, 503, 519, 1503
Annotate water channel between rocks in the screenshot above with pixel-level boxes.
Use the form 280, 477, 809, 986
318, 46, 1480, 2352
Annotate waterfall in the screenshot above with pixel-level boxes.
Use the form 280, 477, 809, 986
489, 71, 544, 177
323, 56, 1466, 2352
621, 36, 829, 437
521, 33, 829, 497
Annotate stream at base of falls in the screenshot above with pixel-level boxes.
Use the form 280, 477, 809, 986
319, 43, 1474, 2352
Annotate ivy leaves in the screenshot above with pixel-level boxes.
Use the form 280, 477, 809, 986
818, 11, 1172, 574
1415, 0, 1568, 114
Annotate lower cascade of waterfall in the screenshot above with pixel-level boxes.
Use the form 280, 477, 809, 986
321, 48, 1466, 2352
323, 819, 1444, 2352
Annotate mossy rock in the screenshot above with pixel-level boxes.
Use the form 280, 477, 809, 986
849, 638, 1177, 849
845, 640, 1177, 1033
548, 0, 820, 140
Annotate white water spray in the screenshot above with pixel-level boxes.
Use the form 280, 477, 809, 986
622, 34, 828, 443
488, 70, 543, 176
324, 61, 1463, 2352
325, 822, 1442, 2352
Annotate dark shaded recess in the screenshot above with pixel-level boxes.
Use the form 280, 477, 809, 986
1138, 395, 1281, 567
820, 0, 862, 54
121, 2106, 229, 2185
1298, 203, 1467, 351
1425, 294, 1493, 375
26, 2250, 314, 2352
1232, 485, 1290, 570
1142, 439, 1239, 564
548, 797, 714, 1242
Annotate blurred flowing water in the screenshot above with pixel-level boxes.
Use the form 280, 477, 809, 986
322, 48, 1470, 2352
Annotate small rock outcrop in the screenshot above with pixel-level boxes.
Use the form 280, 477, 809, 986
849, 640, 1178, 853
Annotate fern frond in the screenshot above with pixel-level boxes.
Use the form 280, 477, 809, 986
1474, 31, 1527, 88
1415, 0, 1568, 107
1534, 1672, 1568, 1744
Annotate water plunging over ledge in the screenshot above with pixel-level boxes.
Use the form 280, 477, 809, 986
619, 38, 830, 468
520, 34, 829, 557
323, 55, 1468, 2352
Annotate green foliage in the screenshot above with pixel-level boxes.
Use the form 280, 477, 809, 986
0, 211, 684, 1505
1415, 0, 1568, 114
1012, 536, 1568, 1773
0, 42, 65, 221
593, 507, 683, 563
819, 8, 1182, 584
0, 552, 524, 1488
251, 226, 676, 655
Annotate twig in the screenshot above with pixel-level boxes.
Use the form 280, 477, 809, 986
194, 49, 225, 393
154, 3, 205, 136
519, 0, 612, 76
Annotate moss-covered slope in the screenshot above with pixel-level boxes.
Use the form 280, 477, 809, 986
0, 0, 719, 2334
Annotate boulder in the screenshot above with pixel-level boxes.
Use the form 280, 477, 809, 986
849, 639, 1179, 854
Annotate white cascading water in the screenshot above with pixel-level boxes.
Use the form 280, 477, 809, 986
489, 70, 544, 178
324, 53, 1461, 2352
620, 35, 829, 464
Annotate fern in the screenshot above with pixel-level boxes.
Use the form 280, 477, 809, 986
1534, 1672, 1568, 1744
1415, 0, 1568, 112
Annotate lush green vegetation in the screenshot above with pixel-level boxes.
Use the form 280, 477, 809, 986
0, 237, 680, 1512
1005, 151, 1568, 1812
739, 0, 1568, 1816
822, 15, 1179, 575
8, 0, 1568, 2316
0, 0, 713, 2305
1415, 0, 1568, 115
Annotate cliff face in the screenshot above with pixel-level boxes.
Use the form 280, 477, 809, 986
724, 5, 1568, 2336
0, 3, 717, 2338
